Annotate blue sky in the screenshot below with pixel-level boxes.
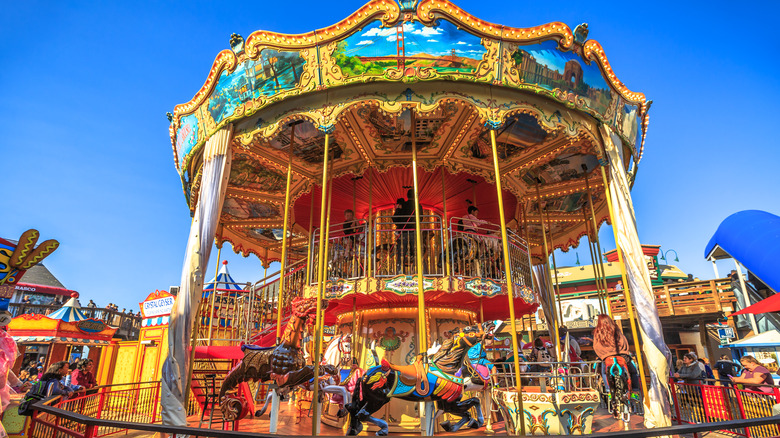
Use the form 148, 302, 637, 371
2, 1, 779, 312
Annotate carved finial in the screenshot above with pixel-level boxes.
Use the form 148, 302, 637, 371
166, 112, 173, 122
230, 33, 245, 52
397, 0, 419, 12
574, 23, 589, 44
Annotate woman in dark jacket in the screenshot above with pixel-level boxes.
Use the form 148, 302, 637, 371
674, 352, 706, 385
39, 361, 75, 398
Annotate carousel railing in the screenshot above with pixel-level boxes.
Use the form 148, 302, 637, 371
372, 214, 445, 278
449, 217, 534, 290
309, 220, 369, 285
491, 360, 601, 393
670, 378, 780, 438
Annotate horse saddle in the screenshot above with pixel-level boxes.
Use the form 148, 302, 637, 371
382, 357, 430, 395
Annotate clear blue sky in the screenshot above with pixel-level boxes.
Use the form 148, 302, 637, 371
2, 1, 779, 311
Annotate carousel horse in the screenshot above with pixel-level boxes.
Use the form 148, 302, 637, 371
218, 296, 340, 420
253, 332, 357, 417
345, 320, 503, 436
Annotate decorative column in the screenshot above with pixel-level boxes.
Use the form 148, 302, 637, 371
161, 125, 233, 426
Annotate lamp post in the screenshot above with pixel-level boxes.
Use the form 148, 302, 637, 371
659, 249, 680, 264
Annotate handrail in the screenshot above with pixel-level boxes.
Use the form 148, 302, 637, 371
29, 396, 780, 438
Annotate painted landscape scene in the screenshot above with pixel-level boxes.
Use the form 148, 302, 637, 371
208, 49, 306, 124
513, 40, 612, 115
335, 19, 486, 76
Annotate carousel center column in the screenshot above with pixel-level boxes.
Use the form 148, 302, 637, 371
161, 125, 234, 426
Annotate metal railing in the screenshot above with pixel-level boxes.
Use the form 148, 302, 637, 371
30, 381, 161, 437
449, 217, 534, 290
491, 360, 600, 393
10, 303, 141, 339
309, 220, 369, 284
373, 214, 444, 278
670, 378, 780, 438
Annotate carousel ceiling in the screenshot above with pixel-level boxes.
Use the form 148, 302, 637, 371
168, 0, 650, 264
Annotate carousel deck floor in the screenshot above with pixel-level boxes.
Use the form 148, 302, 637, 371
184, 404, 655, 436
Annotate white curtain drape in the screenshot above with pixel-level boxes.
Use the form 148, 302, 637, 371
161, 125, 233, 426
601, 124, 672, 428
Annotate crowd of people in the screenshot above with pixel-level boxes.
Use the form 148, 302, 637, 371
17, 358, 98, 396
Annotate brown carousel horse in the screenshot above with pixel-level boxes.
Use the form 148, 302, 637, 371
345, 320, 503, 435
219, 296, 339, 420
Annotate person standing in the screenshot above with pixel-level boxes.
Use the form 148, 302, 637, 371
71, 359, 97, 392
674, 352, 706, 385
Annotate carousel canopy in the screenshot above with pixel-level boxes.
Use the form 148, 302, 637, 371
168, 0, 650, 265
705, 210, 780, 294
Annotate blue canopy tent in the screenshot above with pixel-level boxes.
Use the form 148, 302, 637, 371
705, 210, 780, 295
201, 260, 247, 328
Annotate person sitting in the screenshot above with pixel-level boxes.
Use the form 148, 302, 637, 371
461, 206, 485, 232
528, 337, 553, 373
731, 355, 775, 393
593, 314, 639, 391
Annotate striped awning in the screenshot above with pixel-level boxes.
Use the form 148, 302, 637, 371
13, 335, 109, 346
203, 261, 245, 293
142, 315, 170, 327
48, 296, 88, 322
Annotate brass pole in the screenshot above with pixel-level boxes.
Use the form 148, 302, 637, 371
441, 168, 451, 278
312, 133, 331, 436
600, 166, 649, 403
258, 264, 268, 331
367, 169, 373, 277
583, 209, 606, 315
584, 171, 611, 316
546, 208, 566, 350
276, 122, 297, 342
489, 128, 526, 436
206, 244, 222, 344
305, 186, 316, 285
535, 184, 561, 362
594, 227, 612, 316
411, 110, 428, 357
411, 110, 431, 436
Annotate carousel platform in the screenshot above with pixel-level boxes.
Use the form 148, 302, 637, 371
184, 404, 645, 436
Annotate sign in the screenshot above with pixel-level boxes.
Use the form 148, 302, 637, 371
385, 276, 434, 295
717, 327, 736, 343
464, 278, 502, 296
0, 285, 14, 299
140, 290, 176, 318
77, 318, 106, 334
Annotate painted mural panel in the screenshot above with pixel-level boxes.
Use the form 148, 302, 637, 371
208, 49, 306, 124
254, 121, 344, 164
522, 153, 600, 186
335, 19, 486, 77
618, 103, 641, 146
229, 153, 286, 192
356, 104, 459, 154
467, 113, 548, 159
512, 41, 612, 115
176, 113, 199, 172
222, 198, 280, 220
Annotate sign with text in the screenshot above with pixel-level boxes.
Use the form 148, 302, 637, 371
140, 290, 175, 318
77, 318, 106, 334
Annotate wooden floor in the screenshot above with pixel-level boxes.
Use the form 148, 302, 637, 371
188, 403, 647, 435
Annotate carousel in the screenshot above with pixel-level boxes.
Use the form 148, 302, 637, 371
163, 0, 670, 435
